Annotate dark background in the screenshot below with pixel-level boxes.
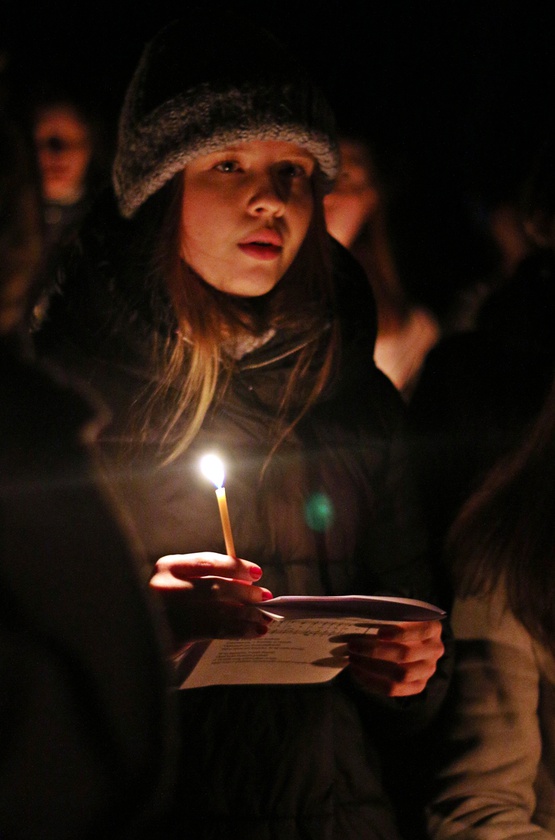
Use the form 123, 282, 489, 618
2, 0, 554, 313
2, 1, 554, 159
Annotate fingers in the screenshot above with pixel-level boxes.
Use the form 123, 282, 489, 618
177, 576, 273, 604
151, 572, 272, 604
151, 552, 263, 588
346, 620, 445, 698
347, 620, 443, 662
348, 659, 432, 697
162, 593, 273, 647
149, 554, 274, 649
200, 601, 274, 640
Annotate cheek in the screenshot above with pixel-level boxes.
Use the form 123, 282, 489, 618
180, 223, 205, 269
180, 200, 226, 279
179, 211, 199, 267
65, 152, 89, 179
75, 149, 91, 173
180, 185, 224, 247
180, 194, 207, 261
291, 195, 314, 245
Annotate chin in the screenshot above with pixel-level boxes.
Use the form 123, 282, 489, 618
223, 277, 281, 298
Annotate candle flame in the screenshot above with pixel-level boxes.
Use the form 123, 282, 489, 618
200, 453, 225, 488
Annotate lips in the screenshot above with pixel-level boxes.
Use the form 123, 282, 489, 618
238, 228, 283, 260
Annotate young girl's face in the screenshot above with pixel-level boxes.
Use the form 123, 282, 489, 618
180, 140, 315, 297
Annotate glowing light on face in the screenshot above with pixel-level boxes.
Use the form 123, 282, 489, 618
180, 140, 315, 297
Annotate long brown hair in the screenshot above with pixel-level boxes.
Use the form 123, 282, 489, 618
447, 375, 555, 653
128, 169, 338, 465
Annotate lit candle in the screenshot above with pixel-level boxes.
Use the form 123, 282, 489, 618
200, 453, 236, 557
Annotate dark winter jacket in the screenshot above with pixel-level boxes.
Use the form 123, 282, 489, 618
36, 191, 451, 840
408, 247, 555, 606
0, 339, 178, 840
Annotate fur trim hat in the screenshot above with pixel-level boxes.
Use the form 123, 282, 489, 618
113, 14, 339, 218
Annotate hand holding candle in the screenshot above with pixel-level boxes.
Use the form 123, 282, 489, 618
150, 551, 273, 648
200, 453, 236, 557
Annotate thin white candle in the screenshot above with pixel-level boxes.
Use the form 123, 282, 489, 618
200, 453, 236, 557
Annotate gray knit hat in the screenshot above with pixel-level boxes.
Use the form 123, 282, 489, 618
113, 14, 339, 218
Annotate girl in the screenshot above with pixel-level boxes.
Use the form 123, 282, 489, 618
427, 137, 555, 837
37, 14, 447, 839
427, 373, 555, 838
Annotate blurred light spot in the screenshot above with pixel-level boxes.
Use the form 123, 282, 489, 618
305, 492, 334, 532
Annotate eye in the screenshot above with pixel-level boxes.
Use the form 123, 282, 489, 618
277, 161, 311, 180
214, 160, 241, 173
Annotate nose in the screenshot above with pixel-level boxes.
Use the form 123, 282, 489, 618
247, 172, 286, 217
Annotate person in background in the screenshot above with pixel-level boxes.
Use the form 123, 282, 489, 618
407, 129, 555, 608
426, 370, 555, 838
25, 89, 114, 329
36, 13, 449, 839
324, 133, 439, 399
30, 91, 109, 255
0, 109, 182, 840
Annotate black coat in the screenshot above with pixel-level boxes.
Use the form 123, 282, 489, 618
0, 341, 178, 840
408, 248, 555, 606
37, 193, 451, 840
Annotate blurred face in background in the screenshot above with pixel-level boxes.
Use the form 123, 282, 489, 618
34, 105, 93, 204
324, 138, 379, 249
